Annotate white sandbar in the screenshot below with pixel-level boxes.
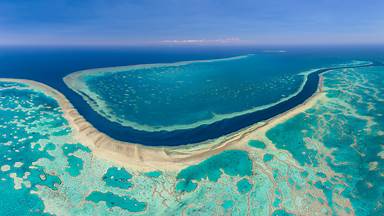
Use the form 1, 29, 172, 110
0, 76, 326, 171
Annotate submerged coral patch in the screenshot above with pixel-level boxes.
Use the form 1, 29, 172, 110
103, 167, 133, 189
175, 150, 253, 192
236, 178, 253, 194
62, 144, 91, 177
144, 171, 162, 178
86, 191, 147, 212
248, 140, 266, 149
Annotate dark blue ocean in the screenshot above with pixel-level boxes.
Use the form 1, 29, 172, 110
0, 45, 383, 146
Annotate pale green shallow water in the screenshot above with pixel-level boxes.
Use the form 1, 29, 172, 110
0, 66, 383, 215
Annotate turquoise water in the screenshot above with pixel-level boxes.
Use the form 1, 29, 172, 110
222, 199, 234, 209
266, 67, 384, 215
248, 140, 266, 149
0, 61, 383, 215
144, 171, 162, 178
236, 178, 253, 194
66, 53, 350, 132
0, 84, 67, 215
62, 144, 90, 177
86, 191, 147, 212
263, 153, 274, 162
175, 150, 253, 192
103, 167, 133, 189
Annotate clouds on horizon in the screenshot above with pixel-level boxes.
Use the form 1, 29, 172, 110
160, 38, 241, 45
0, 0, 383, 45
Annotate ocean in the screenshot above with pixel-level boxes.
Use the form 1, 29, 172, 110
0, 45, 383, 146
0, 45, 383, 215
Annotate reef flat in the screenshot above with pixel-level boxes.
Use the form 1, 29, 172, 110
63, 54, 302, 132
64, 57, 373, 145
0, 63, 383, 215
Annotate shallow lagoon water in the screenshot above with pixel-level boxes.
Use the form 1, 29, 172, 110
66, 54, 338, 131
65, 53, 375, 145
0, 63, 383, 215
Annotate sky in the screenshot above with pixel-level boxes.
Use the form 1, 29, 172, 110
0, 0, 383, 46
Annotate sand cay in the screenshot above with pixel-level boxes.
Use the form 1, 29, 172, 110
0, 75, 326, 172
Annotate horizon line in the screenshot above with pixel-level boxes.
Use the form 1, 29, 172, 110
1, 42, 384, 48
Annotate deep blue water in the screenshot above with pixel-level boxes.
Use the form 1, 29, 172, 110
0, 45, 383, 146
